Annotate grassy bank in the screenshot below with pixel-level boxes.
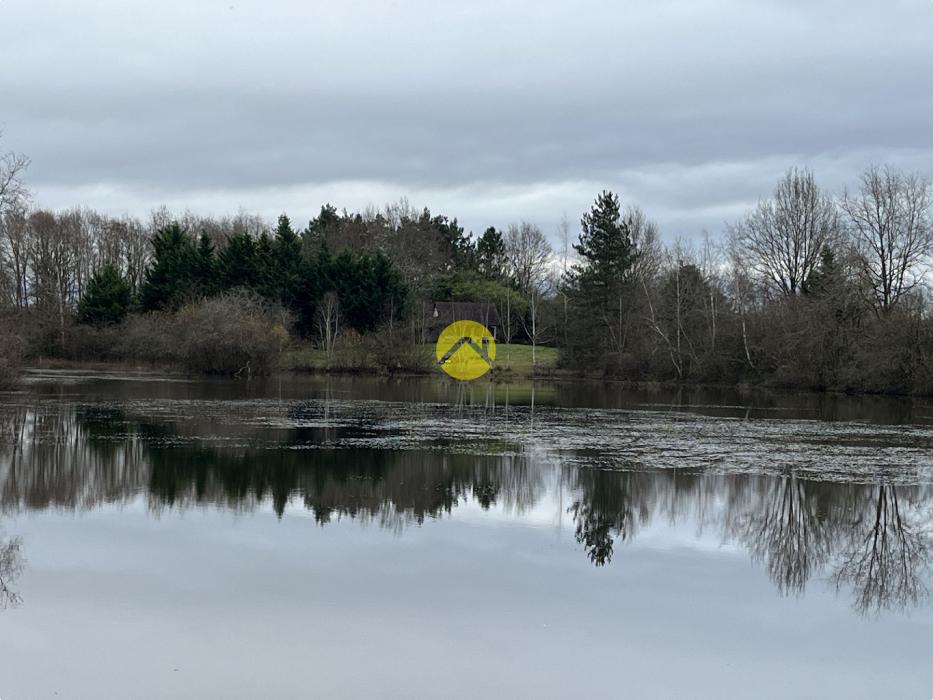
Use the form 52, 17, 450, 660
282, 342, 561, 378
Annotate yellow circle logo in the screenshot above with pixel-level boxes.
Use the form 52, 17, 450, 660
435, 320, 496, 380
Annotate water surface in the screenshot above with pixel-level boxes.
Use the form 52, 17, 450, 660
1, 371, 932, 699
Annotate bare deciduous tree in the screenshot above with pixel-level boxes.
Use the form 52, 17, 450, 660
731, 168, 838, 296
0, 136, 30, 218
841, 165, 933, 311
318, 291, 340, 367
625, 205, 663, 282
506, 221, 552, 295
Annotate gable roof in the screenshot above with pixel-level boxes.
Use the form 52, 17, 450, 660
431, 301, 501, 327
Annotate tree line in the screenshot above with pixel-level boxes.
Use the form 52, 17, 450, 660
2, 133, 933, 391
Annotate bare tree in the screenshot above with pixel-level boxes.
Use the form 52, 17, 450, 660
519, 276, 555, 371
731, 168, 838, 296
318, 291, 340, 367
506, 221, 552, 295
0, 135, 30, 218
840, 165, 933, 311
557, 214, 571, 347
1, 208, 30, 308
726, 246, 759, 370
625, 205, 663, 283
0, 136, 31, 309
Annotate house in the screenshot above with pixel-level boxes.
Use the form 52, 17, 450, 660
428, 301, 501, 341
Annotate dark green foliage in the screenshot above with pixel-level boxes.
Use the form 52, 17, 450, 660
476, 227, 508, 279
431, 214, 474, 270
802, 245, 838, 297
140, 223, 200, 312
78, 263, 133, 326
302, 204, 340, 254
194, 233, 217, 297
273, 214, 304, 307
253, 232, 277, 299
217, 232, 257, 290
571, 190, 636, 290
562, 191, 639, 370
328, 250, 407, 332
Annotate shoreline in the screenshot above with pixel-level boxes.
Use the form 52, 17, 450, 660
13, 357, 933, 402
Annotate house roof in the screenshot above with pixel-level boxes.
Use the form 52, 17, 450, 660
431, 301, 501, 327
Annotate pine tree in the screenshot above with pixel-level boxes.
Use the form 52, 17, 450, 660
303, 204, 340, 254
217, 232, 257, 290
802, 245, 838, 297
254, 232, 276, 299
194, 232, 217, 297
78, 263, 133, 326
273, 213, 304, 307
140, 223, 199, 311
431, 214, 474, 270
572, 190, 635, 288
476, 227, 508, 280
565, 191, 638, 368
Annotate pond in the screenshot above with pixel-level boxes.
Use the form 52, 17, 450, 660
1, 371, 932, 699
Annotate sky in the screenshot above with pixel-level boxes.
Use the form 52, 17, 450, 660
1, 0, 932, 244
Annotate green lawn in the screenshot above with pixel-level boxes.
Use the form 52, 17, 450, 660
282, 342, 559, 377
488, 343, 559, 375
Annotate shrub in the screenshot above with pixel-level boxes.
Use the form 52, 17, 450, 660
170, 290, 290, 375
365, 325, 433, 373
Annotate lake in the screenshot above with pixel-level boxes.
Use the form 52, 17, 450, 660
1, 371, 932, 699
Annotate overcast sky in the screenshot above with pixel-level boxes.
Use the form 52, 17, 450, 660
2, 0, 932, 243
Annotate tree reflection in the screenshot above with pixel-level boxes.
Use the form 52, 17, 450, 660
831, 484, 931, 615
569, 468, 644, 566
1, 399, 932, 616
724, 473, 833, 596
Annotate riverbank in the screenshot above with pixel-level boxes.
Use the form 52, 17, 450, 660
281, 343, 564, 379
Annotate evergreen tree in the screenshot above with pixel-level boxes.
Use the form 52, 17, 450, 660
140, 223, 199, 311
476, 227, 508, 279
431, 213, 474, 270
303, 204, 340, 254
564, 191, 638, 368
78, 263, 133, 326
273, 213, 304, 307
217, 232, 257, 290
254, 232, 277, 299
194, 232, 217, 297
572, 190, 635, 288
802, 245, 838, 297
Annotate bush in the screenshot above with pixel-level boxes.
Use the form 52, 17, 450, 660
170, 291, 290, 375
365, 325, 433, 373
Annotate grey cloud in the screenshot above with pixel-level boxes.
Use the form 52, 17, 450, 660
2, 0, 932, 240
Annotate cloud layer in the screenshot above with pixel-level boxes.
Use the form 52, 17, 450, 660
2, 0, 932, 240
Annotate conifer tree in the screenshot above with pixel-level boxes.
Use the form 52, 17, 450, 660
217, 232, 257, 290
476, 227, 508, 280
78, 263, 133, 326
274, 214, 304, 307
254, 232, 277, 299
565, 191, 638, 367
140, 223, 199, 311
194, 232, 217, 297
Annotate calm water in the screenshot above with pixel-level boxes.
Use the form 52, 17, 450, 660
1, 371, 932, 699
